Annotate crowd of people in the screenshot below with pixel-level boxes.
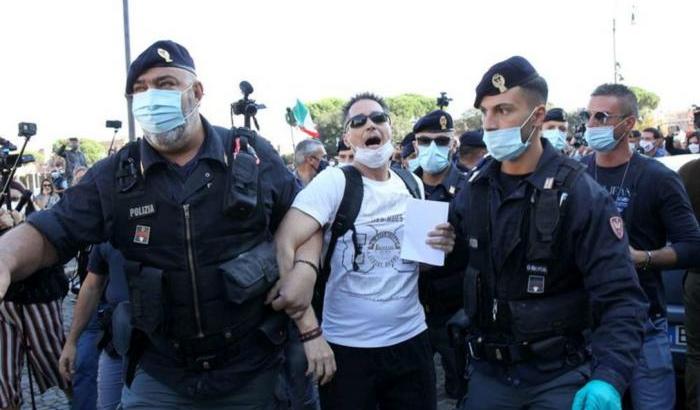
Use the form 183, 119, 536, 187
0, 39, 699, 410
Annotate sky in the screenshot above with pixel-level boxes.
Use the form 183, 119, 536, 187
1, 0, 698, 155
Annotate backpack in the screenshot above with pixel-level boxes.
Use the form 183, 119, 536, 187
312, 165, 422, 317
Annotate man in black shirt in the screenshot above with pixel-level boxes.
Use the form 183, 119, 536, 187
582, 83, 700, 409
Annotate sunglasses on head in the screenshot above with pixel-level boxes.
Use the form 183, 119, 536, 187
415, 135, 451, 147
580, 110, 628, 125
345, 111, 390, 129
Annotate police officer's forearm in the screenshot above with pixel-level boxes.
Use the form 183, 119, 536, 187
66, 273, 107, 345
0, 223, 59, 282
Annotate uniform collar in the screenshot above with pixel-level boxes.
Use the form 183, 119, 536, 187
140, 115, 227, 175
523, 138, 563, 189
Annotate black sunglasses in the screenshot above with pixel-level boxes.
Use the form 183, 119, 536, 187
415, 135, 451, 147
580, 110, 628, 125
345, 111, 390, 129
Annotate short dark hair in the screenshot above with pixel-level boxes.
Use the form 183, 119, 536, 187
643, 127, 663, 140
519, 75, 548, 107
591, 83, 639, 119
630, 130, 641, 138
342, 92, 389, 122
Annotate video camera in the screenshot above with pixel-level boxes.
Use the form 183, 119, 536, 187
571, 124, 587, 148
231, 81, 266, 130
436, 92, 452, 110
1, 122, 37, 208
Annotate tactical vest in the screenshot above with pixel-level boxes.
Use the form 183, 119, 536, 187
111, 128, 275, 354
464, 156, 591, 343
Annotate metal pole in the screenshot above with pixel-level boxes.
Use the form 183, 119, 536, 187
612, 18, 618, 84
122, 0, 135, 141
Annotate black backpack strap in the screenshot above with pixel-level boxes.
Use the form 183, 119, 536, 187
313, 166, 364, 317
393, 167, 422, 199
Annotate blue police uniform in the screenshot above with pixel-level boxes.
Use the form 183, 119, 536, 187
27, 40, 299, 405
450, 138, 648, 407
448, 55, 647, 409
416, 163, 468, 398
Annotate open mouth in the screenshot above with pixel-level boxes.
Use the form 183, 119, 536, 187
365, 136, 382, 147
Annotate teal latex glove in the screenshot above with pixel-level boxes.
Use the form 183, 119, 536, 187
571, 380, 621, 410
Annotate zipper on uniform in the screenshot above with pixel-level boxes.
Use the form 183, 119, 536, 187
492, 298, 498, 322
183, 204, 204, 338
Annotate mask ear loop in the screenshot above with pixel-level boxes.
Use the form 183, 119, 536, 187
521, 106, 543, 145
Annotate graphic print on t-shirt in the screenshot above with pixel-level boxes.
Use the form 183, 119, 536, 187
336, 213, 417, 301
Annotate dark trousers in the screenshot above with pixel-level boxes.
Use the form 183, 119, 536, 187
319, 331, 436, 410
685, 272, 700, 410
459, 364, 590, 410
426, 312, 463, 399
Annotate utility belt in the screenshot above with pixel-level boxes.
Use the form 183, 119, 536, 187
467, 333, 588, 368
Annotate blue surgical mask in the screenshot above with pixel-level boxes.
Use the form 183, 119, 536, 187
408, 157, 420, 172
483, 109, 537, 161
584, 122, 625, 152
132, 86, 195, 134
417, 141, 450, 174
542, 129, 567, 151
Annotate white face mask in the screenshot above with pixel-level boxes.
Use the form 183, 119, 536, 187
353, 140, 395, 169
689, 143, 700, 154
628, 143, 637, 152
639, 140, 655, 153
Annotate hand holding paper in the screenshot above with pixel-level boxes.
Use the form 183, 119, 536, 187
401, 198, 453, 266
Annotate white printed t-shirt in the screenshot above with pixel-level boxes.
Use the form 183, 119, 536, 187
292, 166, 426, 348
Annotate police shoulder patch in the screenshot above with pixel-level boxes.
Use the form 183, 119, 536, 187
609, 216, 624, 240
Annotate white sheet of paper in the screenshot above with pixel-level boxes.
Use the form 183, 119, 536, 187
401, 198, 449, 266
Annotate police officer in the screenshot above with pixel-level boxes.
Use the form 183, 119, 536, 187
450, 56, 648, 409
456, 129, 487, 173
412, 110, 469, 399
541, 108, 568, 153
0, 40, 315, 409
582, 83, 700, 409
397, 132, 417, 172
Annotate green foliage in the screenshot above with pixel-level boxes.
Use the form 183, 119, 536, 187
454, 109, 483, 135
25, 150, 45, 165
630, 86, 661, 130
52, 138, 106, 166
385, 94, 435, 143
306, 98, 345, 155
630, 86, 660, 113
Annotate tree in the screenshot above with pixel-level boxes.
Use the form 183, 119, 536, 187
454, 109, 483, 135
630, 86, 661, 129
385, 94, 435, 143
52, 138, 106, 166
306, 98, 345, 155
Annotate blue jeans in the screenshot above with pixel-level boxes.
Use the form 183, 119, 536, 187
97, 351, 123, 410
73, 311, 101, 410
628, 316, 676, 409
120, 366, 280, 409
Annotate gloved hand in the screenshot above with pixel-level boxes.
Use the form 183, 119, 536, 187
571, 380, 621, 410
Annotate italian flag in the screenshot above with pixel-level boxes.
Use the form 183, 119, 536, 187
292, 99, 320, 138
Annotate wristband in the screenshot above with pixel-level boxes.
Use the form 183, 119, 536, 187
299, 326, 323, 343
294, 259, 320, 277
